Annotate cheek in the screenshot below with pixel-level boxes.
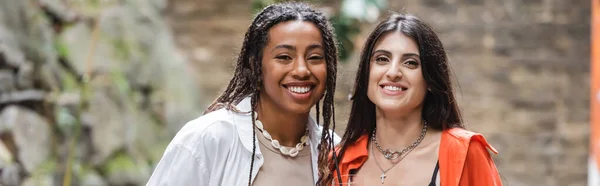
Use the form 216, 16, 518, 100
312, 64, 328, 85
260, 68, 271, 83
367, 68, 381, 98
367, 74, 377, 91
260, 64, 279, 89
416, 71, 427, 89
260, 61, 270, 81
411, 73, 428, 96
368, 66, 384, 88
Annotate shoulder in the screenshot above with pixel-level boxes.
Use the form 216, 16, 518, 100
443, 128, 498, 154
169, 108, 239, 152
440, 128, 502, 185
444, 128, 477, 141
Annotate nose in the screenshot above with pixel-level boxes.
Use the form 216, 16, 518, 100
291, 57, 311, 80
385, 62, 402, 81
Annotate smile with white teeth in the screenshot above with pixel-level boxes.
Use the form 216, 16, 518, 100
383, 85, 407, 91
288, 86, 312, 94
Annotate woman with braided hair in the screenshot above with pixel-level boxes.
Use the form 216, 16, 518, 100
147, 2, 340, 186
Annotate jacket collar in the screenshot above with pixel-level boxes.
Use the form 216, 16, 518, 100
337, 128, 498, 186
340, 134, 369, 164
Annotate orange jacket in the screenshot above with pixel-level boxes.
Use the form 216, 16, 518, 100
332, 128, 502, 186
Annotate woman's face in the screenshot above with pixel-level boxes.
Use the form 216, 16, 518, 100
259, 20, 327, 115
367, 32, 428, 115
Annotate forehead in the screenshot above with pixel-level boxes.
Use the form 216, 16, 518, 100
266, 20, 323, 44
373, 32, 419, 54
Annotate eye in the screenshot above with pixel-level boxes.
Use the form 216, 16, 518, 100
374, 56, 390, 64
308, 55, 324, 60
276, 55, 292, 60
404, 60, 419, 68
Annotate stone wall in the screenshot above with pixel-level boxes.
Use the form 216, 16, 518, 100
0, 0, 204, 185
166, 0, 590, 185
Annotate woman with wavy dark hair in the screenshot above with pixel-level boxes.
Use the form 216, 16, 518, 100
147, 2, 340, 186
329, 13, 501, 186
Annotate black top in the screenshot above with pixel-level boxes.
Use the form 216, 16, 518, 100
428, 160, 440, 186
346, 160, 440, 185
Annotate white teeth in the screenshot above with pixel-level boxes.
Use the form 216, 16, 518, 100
383, 85, 405, 91
288, 86, 311, 94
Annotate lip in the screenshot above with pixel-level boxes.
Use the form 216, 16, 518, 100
283, 81, 317, 87
379, 82, 408, 96
282, 81, 316, 101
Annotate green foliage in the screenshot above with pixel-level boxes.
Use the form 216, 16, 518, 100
331, 14, 361, 61
27, 160, 57, 183
336, 0, 386, 60
100, 152, 137, 175
110, 70, 133, 98
56, 106, 77, 136
56, 38, 70, 59
112, 39, 131, 60
60, 70, 79, 91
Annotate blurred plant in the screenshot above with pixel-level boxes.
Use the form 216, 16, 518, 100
335, 0, 385, 61
61, 16, 100, 186
330, 13, 361, 62
58, 1, 119, 185
251, 0, 385, 61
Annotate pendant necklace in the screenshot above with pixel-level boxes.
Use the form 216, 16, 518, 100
371, 121, 428, 184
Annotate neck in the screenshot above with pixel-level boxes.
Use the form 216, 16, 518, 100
256, 99, 309, 147
374, 107, 425, 150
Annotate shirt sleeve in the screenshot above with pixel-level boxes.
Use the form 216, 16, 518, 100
146, 144, 209, 186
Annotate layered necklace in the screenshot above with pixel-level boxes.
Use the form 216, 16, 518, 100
371, 121, 428, 184
253, 112, 309, 157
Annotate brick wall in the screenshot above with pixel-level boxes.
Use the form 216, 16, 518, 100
166, 0, 590, 185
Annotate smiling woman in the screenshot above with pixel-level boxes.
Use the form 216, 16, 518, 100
329, 13, 502, 186
145, 2, 341, 186
260, 21, 328, 122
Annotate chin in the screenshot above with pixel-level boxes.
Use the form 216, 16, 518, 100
377, 105, 403, 113
373, 100, 406, 111
287, 106, 313, 114
280, 100, 315, 114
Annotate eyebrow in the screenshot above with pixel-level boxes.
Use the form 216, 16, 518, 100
306, 43, 323, 51
271, 43, 323, 52
372, 49, 420, 58
273, 44, 295, 52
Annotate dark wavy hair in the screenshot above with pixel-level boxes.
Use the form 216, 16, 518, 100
203, 2, 339, 186
328, 13, 464, 183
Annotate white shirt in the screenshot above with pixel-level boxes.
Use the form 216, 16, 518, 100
146, 97, 341, 186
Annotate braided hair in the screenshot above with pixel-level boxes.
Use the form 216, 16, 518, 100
203, 2, 339, 186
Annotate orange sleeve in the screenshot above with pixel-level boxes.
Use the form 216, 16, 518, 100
460, 139, 503, 186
